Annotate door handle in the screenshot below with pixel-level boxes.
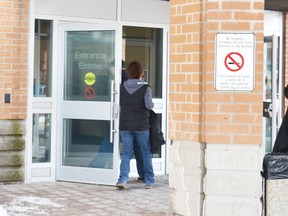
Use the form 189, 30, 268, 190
110, 80, 117, 143
264, 104, 273, 118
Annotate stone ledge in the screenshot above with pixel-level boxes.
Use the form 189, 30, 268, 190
0, 151, 24, 166
0, 167, 24, 183
204, 170, 261, 197
205, 144, 262, 171
0, 120, 25, 135
169, 141, 206, 167
0, 136, 25, 151
203, 196, 260, 216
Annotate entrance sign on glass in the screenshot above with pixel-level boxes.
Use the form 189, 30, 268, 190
84, 72, 96, 86
84, 72, 96, 99
75, 52, 105, 70
73, 51, 107, 100
215, 33, 255, 91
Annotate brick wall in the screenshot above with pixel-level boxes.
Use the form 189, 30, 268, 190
169, 0, 264, 146
0, 0, 28, 183
0, 0, 28, 120
202, 1, 264, 145
169, 0, 203, 142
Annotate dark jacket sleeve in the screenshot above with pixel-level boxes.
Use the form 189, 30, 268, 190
273, 107, 288, 153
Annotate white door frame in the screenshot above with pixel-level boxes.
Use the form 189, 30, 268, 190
26, 17, 169, 184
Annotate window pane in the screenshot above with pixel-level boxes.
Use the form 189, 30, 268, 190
62, 119, 113, 169
34, 19, 53, 97
123, 26, 163, 98
32, 114, 51, 163
264, 39, 272, 100
64, 31, 115, 101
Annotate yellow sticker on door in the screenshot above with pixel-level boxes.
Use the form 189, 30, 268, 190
84, 72, 96, 86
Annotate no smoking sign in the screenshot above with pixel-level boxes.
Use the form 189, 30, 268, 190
215, 33, 255, 91
225, 52, 244, 72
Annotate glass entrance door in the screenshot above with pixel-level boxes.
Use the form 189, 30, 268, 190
263, 35, 282, 152
57, 24, 120, 185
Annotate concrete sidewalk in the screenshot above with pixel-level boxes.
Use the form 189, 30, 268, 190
0, 175, 172, 216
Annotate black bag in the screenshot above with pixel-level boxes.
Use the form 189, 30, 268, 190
149, 110, 166, 153
263, 153, 288, 180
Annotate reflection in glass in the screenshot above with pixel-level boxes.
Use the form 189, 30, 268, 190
264, 40, 272, 100
263, 38, 273, 152
34, 20, 53, 97
265, 118, 272, 152
123, 26, 163, 98
63, 119, 113, 169
64, 31, 115, 101
32, 114, 51, 163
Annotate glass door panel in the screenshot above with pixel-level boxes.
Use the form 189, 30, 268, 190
263, 35, 280, 152
64, 31, 114, 102
58, 24, 120, 185
63, 119, 113, 169
123, 26, 163, 98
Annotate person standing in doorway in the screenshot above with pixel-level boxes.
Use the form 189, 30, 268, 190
116, 61, 154, 189
121, 60, 145, 182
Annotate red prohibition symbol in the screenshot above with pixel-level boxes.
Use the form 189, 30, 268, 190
224, 52, 244, 72
84, 86, 96, 99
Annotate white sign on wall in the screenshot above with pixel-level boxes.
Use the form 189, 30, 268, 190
215, 33, 255, 91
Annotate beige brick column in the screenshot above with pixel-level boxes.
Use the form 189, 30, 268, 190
169, 1, 264, 215
0, 0, 29, 183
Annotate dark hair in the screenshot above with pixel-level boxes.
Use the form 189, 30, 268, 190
127, 61, 143, 79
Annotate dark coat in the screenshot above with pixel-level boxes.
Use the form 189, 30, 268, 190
273, 107, 288, 152
149, 110, 165, 153
273, 85, 288, 153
